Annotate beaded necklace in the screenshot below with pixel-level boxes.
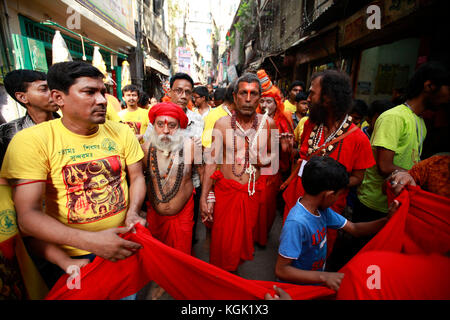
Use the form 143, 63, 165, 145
230, 110, 269, 196
231, 112, 258, 177
147, 145, 185, 204
307, 114, 352, 157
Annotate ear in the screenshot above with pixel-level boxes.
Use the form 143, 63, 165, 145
51, 89, 65, 108
323, 190, 335, 199
14, 92, 28, 105
423, 80, 436, 93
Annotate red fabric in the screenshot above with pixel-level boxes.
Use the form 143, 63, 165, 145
254, 173, 282, 246
45, 223, 334, 300
45, 185, 449, 300
337, 251, 450, 300
146, 194, 194, 255
209, 171, 263, 271
148, 102, 189, 128
337, 186, 450, 299
282, 120, 375, 253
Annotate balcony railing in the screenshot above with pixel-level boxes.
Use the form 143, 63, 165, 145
142, 4, 169, 55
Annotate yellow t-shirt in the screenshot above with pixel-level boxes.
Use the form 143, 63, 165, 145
294, 116, 308, 145
0, 119, 144, 256
0, 182, 48, 299
118, 107, 149, 136
201, 104, 229, 148
105, 95, 121, 122
283, 100, 297, 113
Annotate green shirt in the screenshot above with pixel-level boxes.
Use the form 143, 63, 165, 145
357, 104, 426, 213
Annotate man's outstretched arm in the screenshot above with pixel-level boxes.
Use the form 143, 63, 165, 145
13, 180, 142, 261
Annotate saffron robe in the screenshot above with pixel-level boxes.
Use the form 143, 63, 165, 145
146, 194, 194, 255
209, 170, 263, 271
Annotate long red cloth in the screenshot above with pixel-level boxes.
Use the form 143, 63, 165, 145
254, 173, 282, 246
337, 186, 450, 299
146, 194, 194, 255
45, 185, 450, 300
209, 170, 263, 271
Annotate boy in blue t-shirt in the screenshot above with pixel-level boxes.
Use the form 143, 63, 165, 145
276, 156, 395, 291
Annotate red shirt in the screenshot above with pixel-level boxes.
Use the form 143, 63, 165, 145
299, 120, 375, 213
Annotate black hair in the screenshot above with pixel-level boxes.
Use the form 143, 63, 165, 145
311, 70, 353, 120
351, 99, 369, 117
289, 80, 305, 92
302, 156, 349, 195
224, 81, 236, 103
47, 61, 104, 94
406, 61, 450, 100
367, 100, 395, 119
138, 91, 150, 107
294, 91, 308, 102
4, 69, 47, 107
233, 73, 261, 94
193, 86, 210, 99
170, 72, 194, 89
213, 87, 226, 101
122, 84, 140, 95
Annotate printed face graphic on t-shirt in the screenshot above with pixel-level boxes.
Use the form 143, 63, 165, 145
62, 156, 126, 224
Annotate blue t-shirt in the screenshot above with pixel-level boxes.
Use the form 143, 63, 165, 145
279, 199, 347, 271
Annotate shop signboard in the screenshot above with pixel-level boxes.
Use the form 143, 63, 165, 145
75, 0, 135, 38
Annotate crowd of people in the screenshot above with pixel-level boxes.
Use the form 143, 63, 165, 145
0, 59, 449, 300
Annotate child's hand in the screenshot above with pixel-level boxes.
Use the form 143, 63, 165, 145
319, 272, 344, 291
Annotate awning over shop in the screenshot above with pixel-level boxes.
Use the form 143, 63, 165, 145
145, 56, 170, 76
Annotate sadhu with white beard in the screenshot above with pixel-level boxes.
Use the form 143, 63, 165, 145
142, 102, 196, 257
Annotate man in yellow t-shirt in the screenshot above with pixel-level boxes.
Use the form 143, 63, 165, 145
119, 84, 149, 141
283, 80, 305, 113
0, 62, 146, 291
201, 83, 235, 148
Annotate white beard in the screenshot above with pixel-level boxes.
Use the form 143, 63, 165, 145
148, 128, 184, 155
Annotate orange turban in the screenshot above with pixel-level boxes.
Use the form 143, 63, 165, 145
257, 69, 294, 133
148, 102, 189, 129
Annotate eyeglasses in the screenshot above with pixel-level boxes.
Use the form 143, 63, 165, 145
172, 88, 193, 96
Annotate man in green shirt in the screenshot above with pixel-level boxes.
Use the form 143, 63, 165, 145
356, 62, 450, 221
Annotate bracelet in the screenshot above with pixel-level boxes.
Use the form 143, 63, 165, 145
206, 191, 216, 203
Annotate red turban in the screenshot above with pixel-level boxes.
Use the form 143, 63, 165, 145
148, 102, 189, 129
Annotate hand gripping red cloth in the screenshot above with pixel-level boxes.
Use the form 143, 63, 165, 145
45, 185, 449, 300
146, 194, 194, 255
209, 170, 263, 271
337, 185, 450, 299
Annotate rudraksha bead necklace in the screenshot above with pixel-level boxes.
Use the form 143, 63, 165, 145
147, 145, 185, 204
231, 111, 258, 177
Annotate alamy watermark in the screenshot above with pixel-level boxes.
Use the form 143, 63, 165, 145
66, 265, 81, 290
366, 264, 381, 290
366, 4, 381, 30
